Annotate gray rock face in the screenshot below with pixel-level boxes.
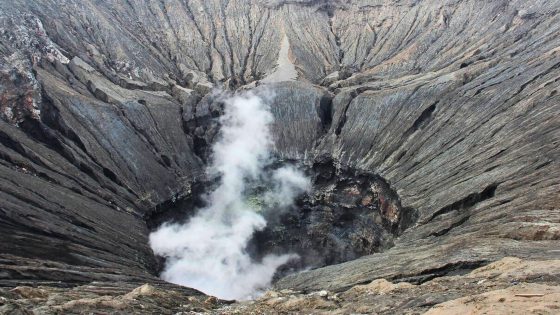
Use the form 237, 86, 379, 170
0, 0, 559, 312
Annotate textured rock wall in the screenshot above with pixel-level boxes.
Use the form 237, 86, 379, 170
0, 0, 558, 304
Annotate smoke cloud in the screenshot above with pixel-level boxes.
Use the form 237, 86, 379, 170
149, 90, 309, 300
264, 166, 311, 208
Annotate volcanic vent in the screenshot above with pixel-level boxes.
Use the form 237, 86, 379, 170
251, 158, 418, 275
146, 89, 417, 300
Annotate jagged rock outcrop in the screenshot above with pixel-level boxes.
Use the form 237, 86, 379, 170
0, 0, 559, 313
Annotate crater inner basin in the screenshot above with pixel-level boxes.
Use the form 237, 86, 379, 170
147, 157, 418, 287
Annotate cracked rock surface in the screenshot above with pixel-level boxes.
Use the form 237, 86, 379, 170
0, 0, 559, 314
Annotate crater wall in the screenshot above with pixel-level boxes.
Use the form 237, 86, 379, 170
0, 0, 558, 305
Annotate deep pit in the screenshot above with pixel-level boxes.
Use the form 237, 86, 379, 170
147, 157, 418, 287
141, 89, 422, 300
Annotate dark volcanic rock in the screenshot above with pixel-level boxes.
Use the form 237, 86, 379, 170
0, 0, 559, 313
252, 159, 418, 274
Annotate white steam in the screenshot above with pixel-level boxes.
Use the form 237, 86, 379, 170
149, 90, 309, 300
265, 166, 311, 208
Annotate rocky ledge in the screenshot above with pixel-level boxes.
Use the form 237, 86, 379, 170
0, 0, 559, 314
2, 257, 559, 314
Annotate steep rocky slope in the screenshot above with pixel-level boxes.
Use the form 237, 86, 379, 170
0, 0, 559, 313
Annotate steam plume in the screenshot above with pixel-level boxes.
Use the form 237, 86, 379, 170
150, 90, 309, 300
